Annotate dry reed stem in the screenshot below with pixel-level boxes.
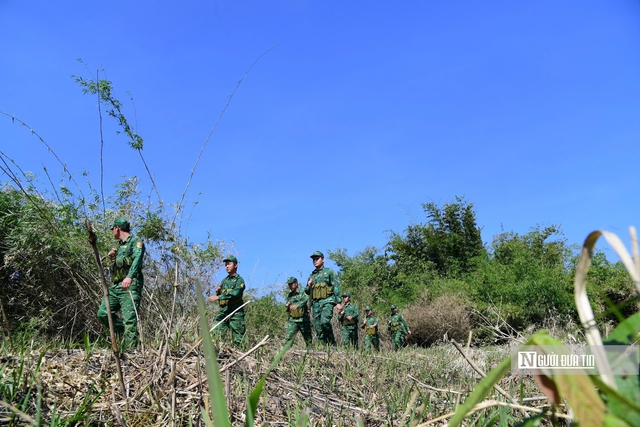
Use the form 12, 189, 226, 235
408, 375, 462, 395
450, 339, 515, 404
415, 399, 572, 426
0, 399, 37, 426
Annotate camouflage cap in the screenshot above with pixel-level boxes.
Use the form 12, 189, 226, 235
310, 250, 324, 258
342, 292, 351, 297
365, 306, 372, 311
223, 255, 238, 264
111, 217, 130, 231
286, 277, 298, 284
390, 304, 397, 310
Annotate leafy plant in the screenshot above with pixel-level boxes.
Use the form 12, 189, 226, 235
449, 228, 640, 426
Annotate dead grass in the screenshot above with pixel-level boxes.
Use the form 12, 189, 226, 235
0, 335, 557, 426
404, 293, 472, 347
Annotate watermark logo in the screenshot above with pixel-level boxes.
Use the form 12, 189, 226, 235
512, 345, 638, 375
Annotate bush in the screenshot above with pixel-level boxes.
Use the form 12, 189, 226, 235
467, 226, 575, 329
404, 291, 472, 347
243, 291, 288, 345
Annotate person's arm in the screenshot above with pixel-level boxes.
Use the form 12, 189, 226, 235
305, 274, 313, 295
371, 315, 378, 330
401, 315, 411, 335
219, 277, 244, 300
331, 270, 341, 305
126, 239, 145, 279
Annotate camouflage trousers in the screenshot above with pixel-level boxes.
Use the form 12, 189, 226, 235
364, 334, 379, 352
97, 283, 141, 350
213, 306, 246, 347
284, 319, 312, 348
312, 299, 336, 346
341, 326, 358, 349
390, 330, 407, 351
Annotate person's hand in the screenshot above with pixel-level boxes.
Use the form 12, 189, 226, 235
307, 278, 313, 286
335, 303, 343, 312
346, 315, 352, 321
215, 286, 222, 295
290, 305, 298, 310
208, 295, 219, 302
122, 277, 132, 290
408, 330, 412, 335
108, 248, 117, 261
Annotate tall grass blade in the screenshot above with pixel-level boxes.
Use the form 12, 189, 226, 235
527, 332, 605, 427
195, 281, 231, 427
448, 356, 511, 426
245, 343, 289, 426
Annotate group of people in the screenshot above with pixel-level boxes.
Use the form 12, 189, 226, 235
97, 218, 412, 353
283, 251, 412, 351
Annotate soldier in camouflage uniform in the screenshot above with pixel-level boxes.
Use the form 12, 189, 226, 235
284, 277, 312, 348
208, 255, 246, 346
305, 251, 342, 346
387, 305, 411, 351
338, 292, 359, 348
97, 218, 145, 351
362, 306, 379, 352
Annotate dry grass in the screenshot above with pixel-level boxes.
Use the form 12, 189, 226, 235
404, 293, 472, 347
0, 333, 557, 426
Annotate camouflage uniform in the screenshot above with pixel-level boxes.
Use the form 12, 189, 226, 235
306, 251, 341, 346
213, 256, 246, 346
97, 218, 145, 350
362, 307, 379, 352
338, 293, 359, 348
387, 305, 411, 351
284, 277, 312, 348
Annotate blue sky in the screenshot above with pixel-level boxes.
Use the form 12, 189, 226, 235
2, 1, 640, 294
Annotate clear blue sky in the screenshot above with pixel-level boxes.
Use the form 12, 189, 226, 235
2, 1, 640, 294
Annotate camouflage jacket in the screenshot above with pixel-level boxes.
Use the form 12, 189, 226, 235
111, 234, 145, 286
338, 302, 359, 327
387, 312, 410, 334
305, 267, 341, 304
363, 314, 379, 336
286, 290, 310, 323
217, 274, 245, 308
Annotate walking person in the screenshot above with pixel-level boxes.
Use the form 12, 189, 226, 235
387, 305, 411, 351
284, 277, 313, 348
362, 306, 379, 352
338, 292, 359, 348
305, 251, 342, 346
208, 255, 246, 346
97, 217, 145, 351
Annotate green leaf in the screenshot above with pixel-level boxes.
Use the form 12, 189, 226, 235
591, 375, 640, 426
528, 332, 605, 427
513, 413, 543, 427
245, 343, 289, 426
601, 313, 640, 425
604, 312, 640, 346
603, 413, 632, 427
448, 355, 512, 426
